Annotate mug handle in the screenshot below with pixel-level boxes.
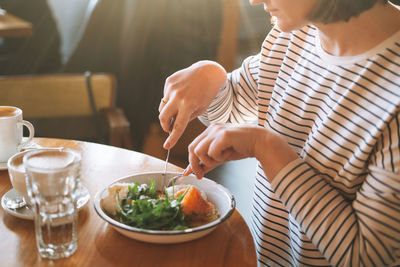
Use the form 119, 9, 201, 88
18, 120, 35, 147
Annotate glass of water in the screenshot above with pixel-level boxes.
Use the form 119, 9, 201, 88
23, 149, 81, 259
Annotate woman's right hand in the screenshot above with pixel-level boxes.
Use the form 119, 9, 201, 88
159, 60, 227, 150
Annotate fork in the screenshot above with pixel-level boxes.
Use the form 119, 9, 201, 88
166, 173, 184, 188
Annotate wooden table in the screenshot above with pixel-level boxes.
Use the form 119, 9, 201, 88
0, 138, 257, 266
0, 12, 33, 38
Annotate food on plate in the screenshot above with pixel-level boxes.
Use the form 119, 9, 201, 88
101, 182, 129, 216
176, 186, 216, 217
101, 179, 219, 230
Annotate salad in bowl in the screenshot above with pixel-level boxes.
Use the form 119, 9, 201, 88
93, 172, 235, 244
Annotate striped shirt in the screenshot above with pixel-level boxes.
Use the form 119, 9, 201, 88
199, 25, 400, 266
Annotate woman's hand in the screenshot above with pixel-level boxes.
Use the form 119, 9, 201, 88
159, 60, 227, 149
184, 123, 299, 180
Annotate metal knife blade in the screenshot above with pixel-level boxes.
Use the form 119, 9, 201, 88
163, 118, 174, 181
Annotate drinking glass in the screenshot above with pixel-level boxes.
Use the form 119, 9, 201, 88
23, 149, 81, 259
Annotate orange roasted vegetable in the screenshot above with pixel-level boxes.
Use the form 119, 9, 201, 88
175, 186, 216, 219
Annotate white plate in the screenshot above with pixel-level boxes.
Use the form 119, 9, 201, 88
1, 185, 91, 220
94, 171, 235, 244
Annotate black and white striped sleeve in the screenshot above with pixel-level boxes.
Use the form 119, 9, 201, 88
270, 112, 400, 266
199, 54, 260, 126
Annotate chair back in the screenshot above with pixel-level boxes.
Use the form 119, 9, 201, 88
0, 73, 116, 118
0, 73, 132, 149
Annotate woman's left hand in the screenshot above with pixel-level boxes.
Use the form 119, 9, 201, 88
184, 123, 299, 180
185, 123, 258, 177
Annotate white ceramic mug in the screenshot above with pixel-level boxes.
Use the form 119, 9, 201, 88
0, 106, 34, 163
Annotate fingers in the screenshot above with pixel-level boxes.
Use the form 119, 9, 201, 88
159, 95, 192, 149
159, 76, 174, 132
187, 123, 249, 179
188, 130, 209, 178
158, 97, 173, 133
163, 113, 190, 149
183, 163, 214, 180
182, 165, 192, 176
187, 126, 224, 178
187, 152, 216, 179
158, 97, 168, 112
187, 152, 222, 179
194, 137, 220, 167
218, 147, 235, 162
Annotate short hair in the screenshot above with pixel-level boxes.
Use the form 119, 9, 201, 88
308, 0, 389, 24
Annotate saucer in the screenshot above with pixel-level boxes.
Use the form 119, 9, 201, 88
1, 185, 91, 220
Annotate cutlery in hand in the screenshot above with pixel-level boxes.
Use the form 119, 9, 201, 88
163, 118, 175, 181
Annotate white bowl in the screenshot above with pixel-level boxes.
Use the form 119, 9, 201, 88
93, 171, 235, 244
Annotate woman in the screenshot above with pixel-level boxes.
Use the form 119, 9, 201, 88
158, 0, 400, 266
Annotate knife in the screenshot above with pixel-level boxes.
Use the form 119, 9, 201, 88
163, 117, 175, 181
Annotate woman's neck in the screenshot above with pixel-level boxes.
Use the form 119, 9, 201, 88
315, 2, 400, 56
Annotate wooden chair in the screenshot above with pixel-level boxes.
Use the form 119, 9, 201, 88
0, 72, 132, 149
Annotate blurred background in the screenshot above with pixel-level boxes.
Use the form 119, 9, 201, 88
0, 0, 270, 164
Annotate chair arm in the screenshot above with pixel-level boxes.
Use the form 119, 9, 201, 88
101, 107, 132, 149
